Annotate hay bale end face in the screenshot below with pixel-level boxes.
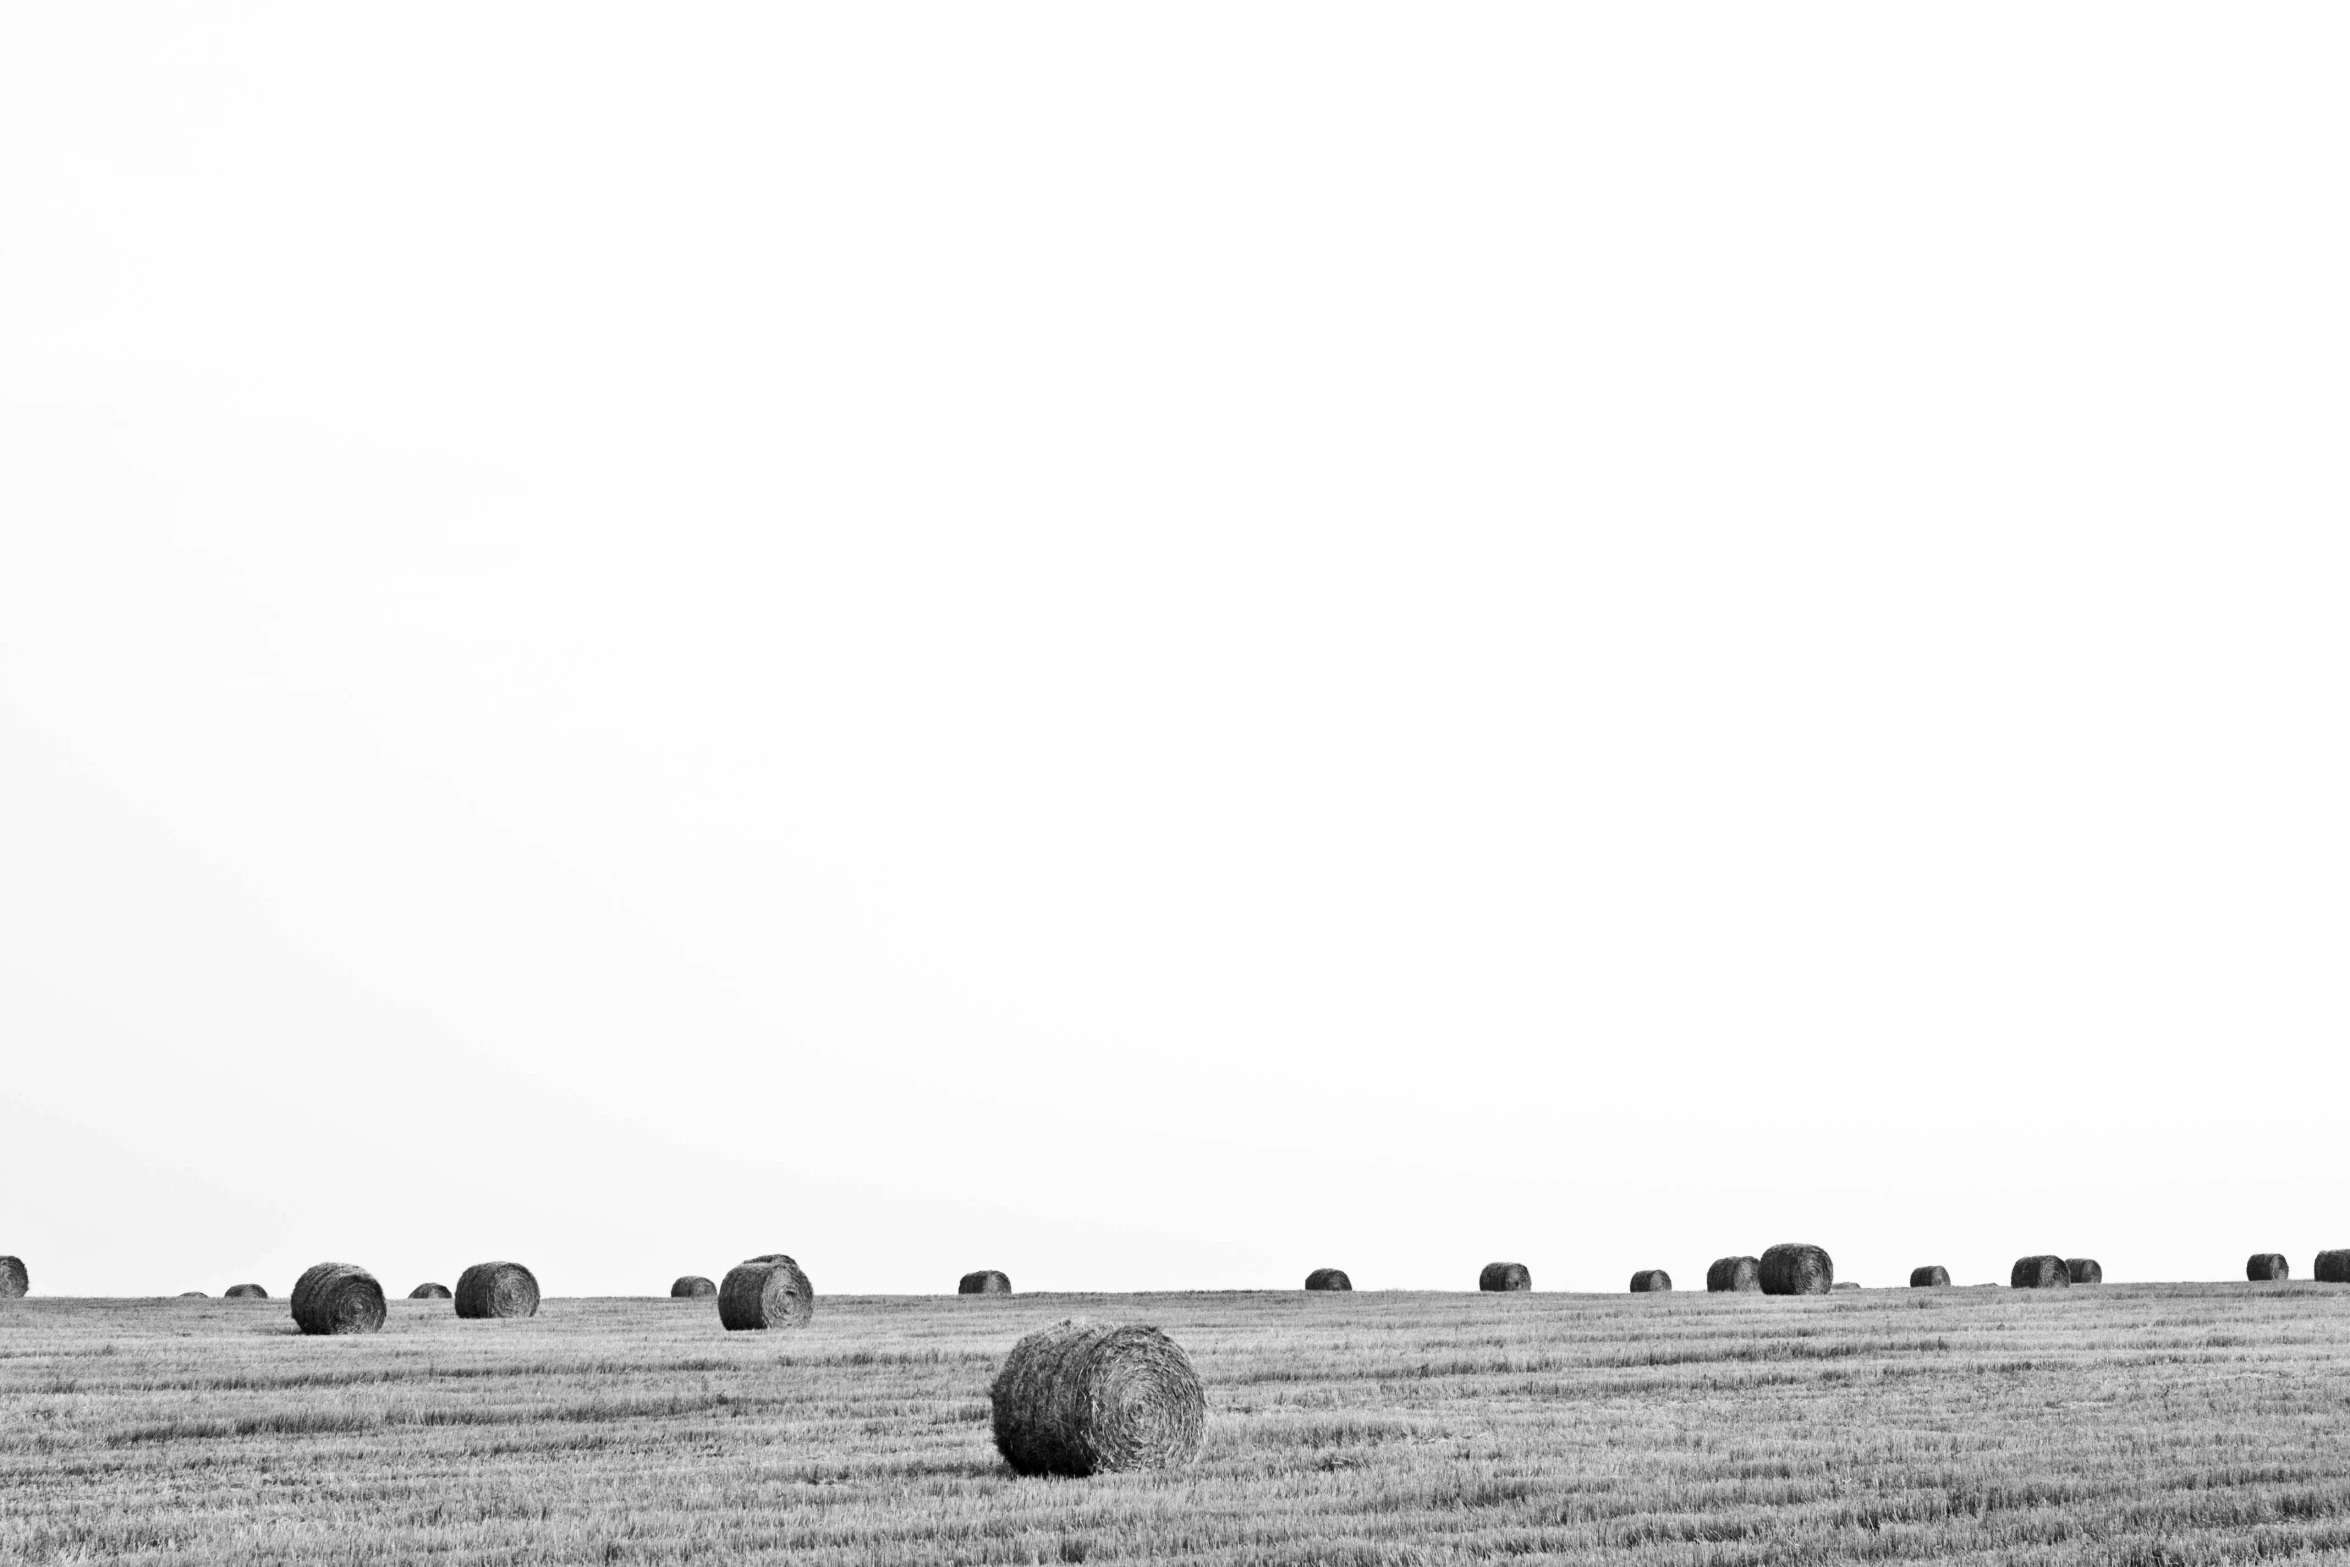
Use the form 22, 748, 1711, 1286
671, 1275, 717, 1298
291, 1262, 387, 1335
1629, 1269, 1671, 1293
1909, 1265, 1951, 1287
1303, 1268, 1352, 1291
408, 1282, 451, 1299
2318, 1250, 2350, 1284
2065, 1257, 2102, 1285
1478, 1262, 1531, 1292
1706, 1256, 1761, 1292
1759, 1243, 1833, 1296
2010, 1254, 2070, 1288
959, 1270, 1014, 1295
0, 1255, 25, 1299
454, 1261, 540, 1319
719, 1256, 814, 1330
989, 1319, 1207, 1477
2247, 1253, 2290, 1282
224, 1283, 269, 1299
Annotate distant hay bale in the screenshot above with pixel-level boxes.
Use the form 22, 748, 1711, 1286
2247, 1253, 2289, 1282
1478, 1262, 1531, 1292
290, 1262, 387, 1335
409, 1283, 452, 1300
2010, 1254, 2070, 1289
224, 1283, 269, 1299
1629, 1269, 1671, 1293
1759, 1243, 1833, 1296
670, 1276, 717, 1298
454, 1261, 540, 1319
0, 1256, 25, 1299
960, 1270, 1014, 1295
1303, 1269, 1352, 1292
719, 1255, 814, 1330
1706, 1256, 1761, 1293
178, 1291, 207, 1298
989, 1319, 1207, 1477
2317, 1250, 2350, 1283
2065, 1258, 2102, 1285
1832, 1282, 1860, 1291
1909, 1266, 1951, 1288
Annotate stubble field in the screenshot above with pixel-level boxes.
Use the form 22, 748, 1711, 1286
4, 1283, 2348, 1565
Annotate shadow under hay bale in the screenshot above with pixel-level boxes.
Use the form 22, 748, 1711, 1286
719, 1255, 814, 1330
454, 1261, 540, 1319
1629, 1269, 1671, 1293
960, 1270, 1013, 1295
408, 1283, 451, 1300
224, 1283, 268, 1299
0, 1256, 24, 1299
1303, 1268, 1352, 1291
990, 1319, 1206, 1477
1706, 1256, 1761, 1293
2010, 1254, 2070, 1289
2318, 1250, 2350, 1284
2066, 1258, 2102, 1284
1478, 1262, 1531, 1292
671, 1275, 717, 1298
2247, 1253, 2289, 1282
1909, 1266, 1951, 1287
291, 1263, 387, 1335
1759, 1243, 1833, 1295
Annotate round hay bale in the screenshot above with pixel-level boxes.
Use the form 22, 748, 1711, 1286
1478, 1262, 1531, 1292
1832, 1281, 1860, 1291
2318, 1250, 2350, 1284
1909, 1265, 1951, 1288
1629, 1269, 1671, 1293
2247, 1253, 2289, 1282
670, 1275, 717, 1298
177, 1290, 207, 1298
2065, 1257, 2102, 1285
224, 1283, 269, 1299
1759, 1243, 1833, 1296
2009, 1254, 2070, 1288
1705, 1255, 1761, 1292
1303, 1268, 1352, 1292
290, 1262, 386, 1335
989, 1319, 1206, 1477
408, 1282, 451, 1299
960, 1270, 1014, 1295
0, 1256, 25, 1299
454, 1261, 539, 1319
719, 1256, 813, 1330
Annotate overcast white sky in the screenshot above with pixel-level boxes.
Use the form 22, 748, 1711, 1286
5, 6, 2347, 1298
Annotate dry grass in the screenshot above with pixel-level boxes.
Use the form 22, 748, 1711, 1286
7, 1284, 2350, 1563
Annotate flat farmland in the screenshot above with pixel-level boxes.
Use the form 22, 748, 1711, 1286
6, 1283, 2350, 1565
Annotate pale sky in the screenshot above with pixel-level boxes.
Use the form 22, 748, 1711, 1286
5, 5, 2347, 1297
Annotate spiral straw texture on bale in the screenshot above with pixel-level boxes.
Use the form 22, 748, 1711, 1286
2247, 1253, 2290, 1281
2010, 1254, 2070, 1288
1629, 1269, 1671, 1293
989, 1319, 1207, 1477
2318, 1250, 2350, 1284
959, 1270, 1013, 1295
1706, 1256, 1761, 1292
719, 1255, 814, 1330
1909, 1266, 1951, 1287
409, 1283, 451, 1299
671, 1276, 717, 1298
291, 1262, 386, 1335
0, 1256, 26, 1299
1759, 1243, 1833, 1295
224, 1283, 269, 1299
1303, 1268, 1352, 1291
1478, 1262, 1531, 1292
454, 1261, 540, 1319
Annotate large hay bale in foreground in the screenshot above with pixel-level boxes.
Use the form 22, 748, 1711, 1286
224, 1283, 268, 1299
1629, 1269, 1671, 1293
960, 1270, 1014, 1295
2318, 1250, 2350, 1284
291, 1262, 387, 1335
1303, 1268, 1351, 1292
1478, 1262, 1531, 1292
1706, 1256, 1761, 1292
989, 1319, 1206, 1477
1759, 1243, 1833, 1295
1909, 1265, 1951, 1287
2247, 1253, 2289, 1282
409, 1282, 451, 1299
2010, 1254, 2070, 1289
719, 1255, 814, 1330
454, 1261, 540, 1319
671, 1275, 717, 1298
0, 1256, 25, 1299
2065, 1257, 2102, 1284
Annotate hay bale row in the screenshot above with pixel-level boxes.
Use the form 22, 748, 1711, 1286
409, 1282, 452, 1299
1706, 1256, 1761, 1292
671, 1275, 717, 1298
454, 1261, 540, 1319
1629, 1269, 1671, 1293
1303, 1268, 1351, 1292
1760, 1243, 1833, 1296
1909, 1265, 1951, 1287
990, 1319, 1205, 1476
2011, 1254, 2069, 1288
225, 1283, 269, 1299
719, 1255, 813, 1330
2317, 1250, 2350, 1283
960, 1270, 1014, 1295
1478, 1262, 1531, 1292
0, 1256, 25, 1300
291, 1262, 387, 1335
